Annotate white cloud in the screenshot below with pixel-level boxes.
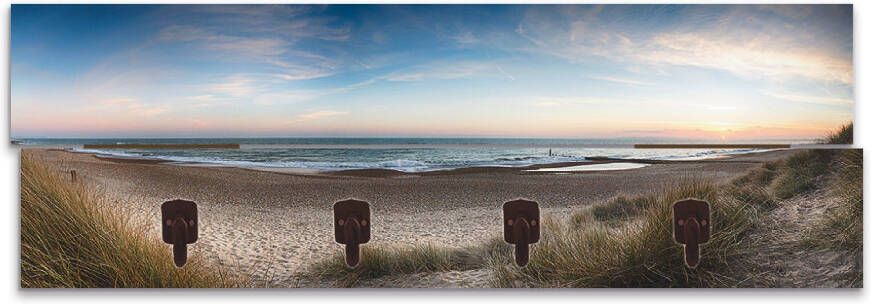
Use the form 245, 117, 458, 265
513, 5, 853, 85
155, 6, 350, 82
94, 97, 169, 117
183, 5, 350, 41
294, 110, 348, 122
158, 25, 290, 64
187, 94, 216, 101
207, 74, 261, 97
98, 97, 137, 106
588, 75, 653, 86
194, 73, 377, 106
531, 96, 608, 107
267, 60, 335, 81
764, 91, 854, 106
252, 90, 328, 105
451, 31, 480, 46
638, 32, 852, 85
384, 61, 514, 82
191, 5, 310, 20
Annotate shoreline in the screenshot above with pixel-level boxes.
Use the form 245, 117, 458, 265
58, 147, 792, 178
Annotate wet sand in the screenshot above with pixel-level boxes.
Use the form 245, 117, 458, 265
22, 148, 796, 287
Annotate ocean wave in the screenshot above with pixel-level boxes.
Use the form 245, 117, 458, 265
70, 146, 764, 173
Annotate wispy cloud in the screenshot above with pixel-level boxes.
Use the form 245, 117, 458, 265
267, 62, 335, 81
185, 94, 231, 108
251, 90, 331, 105
588, 75, 653, 86
451, 31, 480, 46
193, 73, 378, 106
155, 5, 351, 81
205, 74, 262, 97
93, 97, 169, 117
531, 96, 608, 107
764, 91, 854, 106
514, 5, 853, 85
294, 110, 348, 122
158, 25, 278, 51
157, 25, 338, 81
384, 61, 515, 82
183, 5, 351, 41
638, 32, 852, 85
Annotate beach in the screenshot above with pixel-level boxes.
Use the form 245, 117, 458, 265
23, 148, 797, 287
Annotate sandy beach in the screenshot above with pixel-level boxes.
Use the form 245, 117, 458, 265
23, 148, 797, 287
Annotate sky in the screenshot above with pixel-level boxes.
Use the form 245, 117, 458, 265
11, 4, 854, 140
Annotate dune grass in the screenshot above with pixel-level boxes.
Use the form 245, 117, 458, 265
585, 195, 656, 223
823, 123, 853, 145
307, 239, 510, 287
822, 148, 863, 253
490, 180, 757, 287
20, 153, 241, 288
769, 150, 832, 200
794, 123, 861, 286
803, 148, 863, 285
799, 123, 861, 257
305, 179, 754, 288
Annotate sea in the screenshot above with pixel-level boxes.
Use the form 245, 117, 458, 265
14, 138, 803, 173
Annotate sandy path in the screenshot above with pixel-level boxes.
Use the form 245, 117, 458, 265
740, 188, 859, 287
22, 148, 791, 287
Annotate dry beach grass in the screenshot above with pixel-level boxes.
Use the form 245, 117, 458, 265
20, 154, 242, 288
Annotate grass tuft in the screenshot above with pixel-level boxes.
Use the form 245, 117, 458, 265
588, 195, 656, 222
732, 161, 780, 187
20, 153, 241, 288
804, 148, 863, 285
490, 180, 753, 287
826, 149, 864, 253
306, 239, 510, 287
823, 123, 853, 145
770, 150, 831, 200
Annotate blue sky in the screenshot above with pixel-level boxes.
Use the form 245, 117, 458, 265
11, 4, 853, 140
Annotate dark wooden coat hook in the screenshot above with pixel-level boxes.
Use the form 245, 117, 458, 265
503, 199, 540, 267
161, 199, 198, 267
334, 199, 371, 268
673, 199, 711, 268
